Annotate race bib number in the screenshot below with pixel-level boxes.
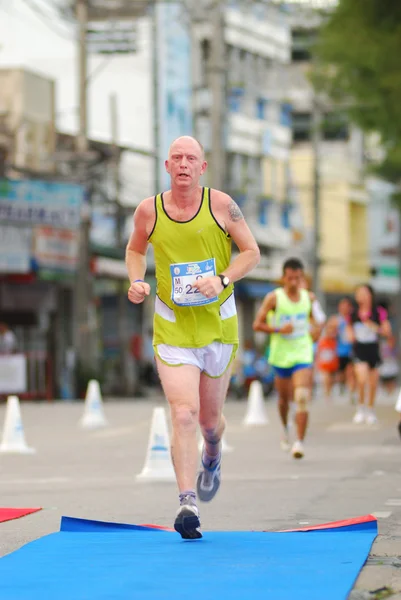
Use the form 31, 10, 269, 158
320, 349, 335, 362
170, 258, 217, 307
279, 313, 308, 339
354, 322, 377, 343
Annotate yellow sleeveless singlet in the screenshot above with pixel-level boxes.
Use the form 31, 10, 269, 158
148, 187, 238, 348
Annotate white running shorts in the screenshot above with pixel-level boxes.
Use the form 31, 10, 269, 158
155, 341, 236, 378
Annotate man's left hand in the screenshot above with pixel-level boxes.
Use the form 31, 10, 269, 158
193, 275, 223, 298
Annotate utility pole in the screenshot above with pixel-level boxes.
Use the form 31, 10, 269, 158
152, 4, 161, 193
110, 93, 132, 395
311, 94, 324, 308
208, 0, 227, 189
74, 0, 94, 376
77, 0, 88, 156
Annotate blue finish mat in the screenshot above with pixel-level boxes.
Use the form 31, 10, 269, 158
0, 515, 377, 600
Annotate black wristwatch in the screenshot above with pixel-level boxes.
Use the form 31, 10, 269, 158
218, 274, 230, 288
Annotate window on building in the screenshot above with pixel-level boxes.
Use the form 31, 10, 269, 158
281, 203, 292, 229
280, 103, 292, 127
241, 155, 249, 187
291, 29, 317, 62
292, 112, 311, 142
239, 49, 247, 83
228, 87, 244, 113
258, 198, 270, 226
256, 98, 267, 120
227, 154, 246, 205
227, 153, 239, 189
322, 112, 349, 141
200, 39, 210, 86
201, 39, 210, 64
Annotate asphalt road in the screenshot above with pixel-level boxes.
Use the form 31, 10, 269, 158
0, 389, 400, 598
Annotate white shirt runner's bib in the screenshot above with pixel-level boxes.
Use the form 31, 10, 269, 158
170, 258, 217, 307
277, 313, 309, 339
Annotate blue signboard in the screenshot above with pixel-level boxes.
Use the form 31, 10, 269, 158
0, 179, 84, 229
156, 3, 193, 191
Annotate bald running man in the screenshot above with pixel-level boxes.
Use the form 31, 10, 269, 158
126, 136, 260, 538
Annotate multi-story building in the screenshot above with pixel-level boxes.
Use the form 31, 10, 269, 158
191, 2, 306, 342
367, 177, 399, 299
0, 68, 56, 175
284, 6, 370, 312
0, 68, 82, 399
0, 68, 148, 398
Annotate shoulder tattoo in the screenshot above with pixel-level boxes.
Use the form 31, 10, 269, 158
228, 199, 244, 222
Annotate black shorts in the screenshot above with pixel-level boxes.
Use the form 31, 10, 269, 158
380, 374, 397, 384
338, 355, 351, 372
353, 343, 381, 370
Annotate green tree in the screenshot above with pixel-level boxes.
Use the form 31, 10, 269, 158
312, 0, 401, 183
312, 0, 401, 339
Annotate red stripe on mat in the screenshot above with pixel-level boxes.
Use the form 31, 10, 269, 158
0, 508, 42, 523
280, 514, 377, 532
140, 524, 174, 531
139, 515, 377, 534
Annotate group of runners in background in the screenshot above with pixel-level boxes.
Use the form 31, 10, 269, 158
252, 258, 400, 460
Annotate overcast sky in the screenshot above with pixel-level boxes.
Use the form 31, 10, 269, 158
0, 0, 155, 201
0, 0, 153, 150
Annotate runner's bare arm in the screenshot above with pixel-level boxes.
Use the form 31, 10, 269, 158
194, 190, 260, 297
252, 293, 277, 334
125, 197, 155, 304
380, 318, 392, 339
309, 291, 325, 342
309, 292, 326, 325
213, 191, 260, 282
346, 322, 355, 344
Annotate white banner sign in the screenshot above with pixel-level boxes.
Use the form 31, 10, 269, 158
0, 354, 27, 393
0, 179, 84, 229
0, 225, 32, 273
34, 227, 79, 271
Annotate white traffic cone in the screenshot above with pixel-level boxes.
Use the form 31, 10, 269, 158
0, 395, 35, 454
198, 433, 234, 453
136, 406, 175, 481
79, 380, 108, 429
395, 388, 401, 413
243, 380, 269, 426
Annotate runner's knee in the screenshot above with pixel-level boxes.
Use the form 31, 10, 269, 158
199, 413, 224, 438
294, 387, 310, 413
171, 404, 198, 431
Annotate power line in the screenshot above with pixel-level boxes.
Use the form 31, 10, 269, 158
20, 0, 76, 41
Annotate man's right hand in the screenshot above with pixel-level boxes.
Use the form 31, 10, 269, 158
128, 281, 151, 304
280, 323, 294, 335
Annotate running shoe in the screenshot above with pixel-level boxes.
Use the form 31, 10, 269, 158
353, 407, 365, 424
292, 440, 304, 459
174, 495, 202, 540
280, 435, 290, 452
365, 410, 378, 426
196, 450, 221, 502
